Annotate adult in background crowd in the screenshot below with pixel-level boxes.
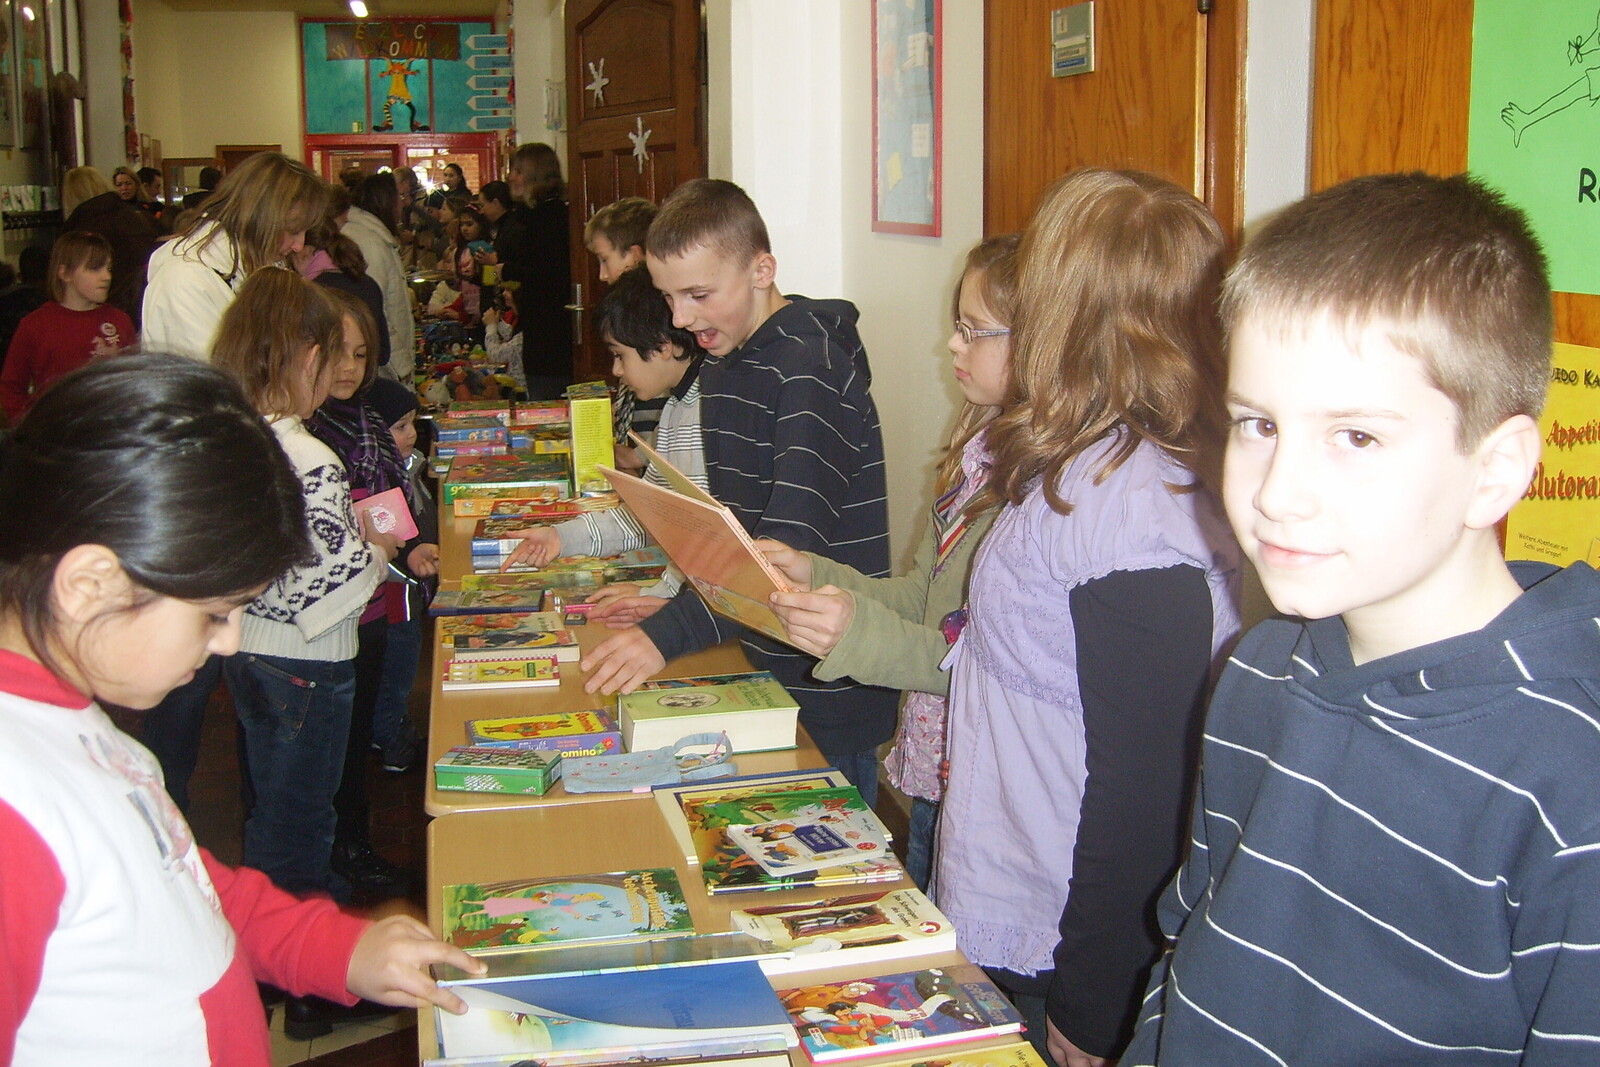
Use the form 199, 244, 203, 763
295, 196, 391, 369
181, 165, 221, 212
136, 166, 169, 232
343, 171, 416, 380
62, 165, 160, 329
481, 144, 572, 396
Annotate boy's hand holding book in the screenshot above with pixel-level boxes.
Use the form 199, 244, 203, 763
581, 625, 666, 695
498, 525, 561, 571
345, 914, 486, 1016
755, 538, 814, 589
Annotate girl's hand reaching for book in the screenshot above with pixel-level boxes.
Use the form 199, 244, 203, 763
755, 539, 813, 590
768, 586, 854, 659
346, 914, 485, 1015
500, 526, 561, 571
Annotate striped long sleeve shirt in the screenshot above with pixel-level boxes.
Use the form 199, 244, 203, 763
1123, 561, 1600, 1066
639, 296, 898, 756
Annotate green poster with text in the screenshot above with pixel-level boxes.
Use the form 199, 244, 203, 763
1470, 1, 1600, 295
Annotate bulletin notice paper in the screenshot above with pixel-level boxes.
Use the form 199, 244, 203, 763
1505, 341, 1600, 567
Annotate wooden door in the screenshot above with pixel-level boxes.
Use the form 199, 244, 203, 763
565, 0, 705, 382
983, 0, 1244, 242
1312, 0, 1600, 345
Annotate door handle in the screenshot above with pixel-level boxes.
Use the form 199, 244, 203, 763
564, 282, 585, 313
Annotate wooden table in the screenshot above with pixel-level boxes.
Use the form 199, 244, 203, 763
421, 802, 984, 1067
426, 511, 825, 816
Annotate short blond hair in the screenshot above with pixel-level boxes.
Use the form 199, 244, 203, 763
61, 166, 112, 215
585, 197, 656, 252
646, 179, 769, 268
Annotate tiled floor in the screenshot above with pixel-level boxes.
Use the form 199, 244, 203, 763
127, 669, 433, 1067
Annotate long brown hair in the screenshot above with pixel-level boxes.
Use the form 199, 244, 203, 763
211, 267, 342, 418
972, 168, 1227, 517
934, 234, 1020, 502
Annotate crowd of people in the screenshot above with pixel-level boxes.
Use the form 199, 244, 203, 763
1, 147, 1597, 1067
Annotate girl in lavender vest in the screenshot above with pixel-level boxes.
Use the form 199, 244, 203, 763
934, 169, 1243, 1067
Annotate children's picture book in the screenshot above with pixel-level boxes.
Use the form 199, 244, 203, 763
429, 588, 551, 616
778, 963, 1024, 1062
434, 745, 563, 795
600, 436, 796, 646
471, 517, 543, 556
661, 777, 902, 894
443, 453, 572, 502
436, 415, 511, 443
799, 1042, 1051, 1067
457, 573, 551, 593
431, 930, 776, 985
487, 493, 620, 519
654, 770, 853, 866
430, 958, 796, 1067
351, 486, 419, 541
446, 628, 581, 661
465, 710, 623, 756
729, 889, 958, 975
436, 610, 565, 637
619, 672, 799, 754
725, 812, 892, 878
447, 399, 512, 424
513, 400, 569, 426
442, 656, 560, 691
451, 484, 562, 517
441, 868, 693, 954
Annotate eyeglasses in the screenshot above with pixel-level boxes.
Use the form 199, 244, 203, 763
954, 319, 1011, 345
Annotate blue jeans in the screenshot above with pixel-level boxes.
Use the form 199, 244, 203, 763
139, 654, 223, 815
372, 616, 422, 751
905, 796, 940, 891
818, 746, 880, 809
226, 652, 354, 897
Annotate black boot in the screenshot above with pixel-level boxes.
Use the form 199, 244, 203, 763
283, 994, 399, 1041
331, 838, 412, 903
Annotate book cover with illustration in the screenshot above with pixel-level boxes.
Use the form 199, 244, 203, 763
667, 779, 902, 894
725, 813, 892, 878
441, 868, 693, 953
443, 453, 571, 502
488, 493, 619, 519
436, 610, 565, 638
430, 958, 794, 1067
832, 1043, 1052, 1067
471, 517, 546, 556
442, 656, 560, 691
451, 484, 562, 517
779, 964, 1024, 1062
465, 710, 622, 755
619, 672, 799, 753
429, 589, 551, 616
351, 486, 419, 542
446, 628, 580, 661
730, 889, 957, 974
457, 573, 551, 594
654, 771, 852, 865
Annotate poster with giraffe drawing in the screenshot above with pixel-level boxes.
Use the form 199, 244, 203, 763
1470, 1, 1600, 294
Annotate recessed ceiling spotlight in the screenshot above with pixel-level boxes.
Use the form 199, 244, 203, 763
348, 0, 368, 17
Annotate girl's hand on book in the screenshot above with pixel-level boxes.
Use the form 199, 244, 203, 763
407, 543, 440, 578
581, 626, 666, 695
768, 586, 854, 658
1045, 1018, 1108, 1067
359, 511, 404, 563
755, 538, 813, 590
500, 526, 561, 571
346, 915, 485, 1015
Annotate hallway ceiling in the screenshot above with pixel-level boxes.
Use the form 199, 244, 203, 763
159, 0, 498, 15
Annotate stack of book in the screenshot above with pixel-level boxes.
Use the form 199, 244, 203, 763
435, 415, 510, 460
655, 771, 905, 894
448, 399, 513, 424
437, 611, 582, 660
513, 400, 569, 426
444, 453, 572, 504
452, 488, 621, 520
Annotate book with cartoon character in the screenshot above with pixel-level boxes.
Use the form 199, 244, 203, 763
441, 868, 694, 955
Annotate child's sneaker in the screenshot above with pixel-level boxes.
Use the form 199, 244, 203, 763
381, 730, 420, 773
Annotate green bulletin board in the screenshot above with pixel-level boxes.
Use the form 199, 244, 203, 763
1470, 1, 1600, 295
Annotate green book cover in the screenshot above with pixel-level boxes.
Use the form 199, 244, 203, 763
441, 868, 693, 954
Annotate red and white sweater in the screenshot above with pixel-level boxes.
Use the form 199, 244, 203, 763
0, 651, 370, 1065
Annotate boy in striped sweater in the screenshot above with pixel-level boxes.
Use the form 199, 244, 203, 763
1123, 173, 1600, 1065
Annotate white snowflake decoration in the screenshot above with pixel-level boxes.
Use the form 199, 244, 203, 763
629, 116, 653, 173
586, 58, 609, 106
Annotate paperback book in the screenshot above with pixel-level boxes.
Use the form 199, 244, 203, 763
435, 415, 510, 443
443, 453, 572, 503
471, 517, 545, 556
654, 770, 854, 866
429, 588, 551, 616
441, 656, 560, 691
465, 710, 623, 755
618, 671, 799, 753
729, 889, 957, 974
351, 486, 418, 541
430, 958, 796, 1067
778, 963, 1024, 1062
441, 868, 693, 954
434, 745, 563, 796
432, 931, 775, 985
451, 485, 562, 518
724, 812, 892, 877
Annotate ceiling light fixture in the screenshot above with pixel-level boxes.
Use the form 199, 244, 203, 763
19, 5, 35, 20
348, 0, 368, 17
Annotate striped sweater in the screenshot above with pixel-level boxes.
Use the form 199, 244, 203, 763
1124, 561, 1600, 1066
639, 296, 898, 755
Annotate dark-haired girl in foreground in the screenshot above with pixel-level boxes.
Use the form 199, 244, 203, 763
0, 355, 481, 1066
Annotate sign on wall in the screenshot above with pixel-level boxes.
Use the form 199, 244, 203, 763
1505, 342, 1600, 566
301, 19, 510, 135
1469, 1, 1600, 295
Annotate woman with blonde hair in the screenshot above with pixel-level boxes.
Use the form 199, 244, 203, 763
60, 165, 160, 328
141, 151, 327, 360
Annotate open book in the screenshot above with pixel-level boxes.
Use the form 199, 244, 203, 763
599, 436, 797, 646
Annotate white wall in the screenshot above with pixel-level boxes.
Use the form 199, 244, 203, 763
512, 0, 566, 161
1242, 0, 1314, 229
80, 0, 125, 171
708, 0, 983, 564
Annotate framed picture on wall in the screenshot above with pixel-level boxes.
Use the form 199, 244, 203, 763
871, 0, 941, 236
13, 0, 42, 150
